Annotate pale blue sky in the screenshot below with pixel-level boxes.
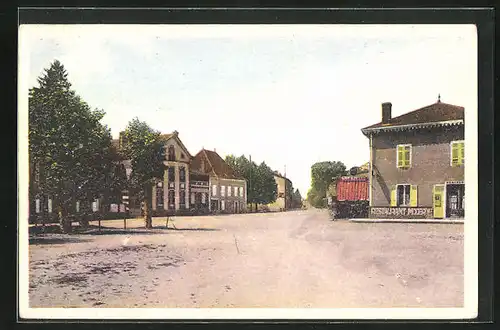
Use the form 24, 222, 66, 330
20, 25, 477, 195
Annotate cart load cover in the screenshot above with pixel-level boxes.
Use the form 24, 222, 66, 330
336, 177, 369, 201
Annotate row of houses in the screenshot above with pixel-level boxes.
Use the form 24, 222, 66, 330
359, 96, 465, 219
115, 131, 248, 216
115, 131, 296, 216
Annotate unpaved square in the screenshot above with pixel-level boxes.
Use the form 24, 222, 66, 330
28, 210, 464, 308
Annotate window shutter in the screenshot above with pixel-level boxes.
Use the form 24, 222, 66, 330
451, 143, 459, 166
404, 147, 411, 168
390, 186, 397, 206
397, 146, 403, 168
459, 142, 465, 165
410, 185, 418, 207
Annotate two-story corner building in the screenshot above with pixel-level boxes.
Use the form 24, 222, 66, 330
267, 172, 292, 211
191, 149, 247, 213
361, 98, 465, 219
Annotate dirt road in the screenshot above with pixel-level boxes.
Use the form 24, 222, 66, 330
28, 209, 464, 308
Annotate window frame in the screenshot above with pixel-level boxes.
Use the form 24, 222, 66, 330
396, 184, 411, 207
450, 140, 465, 166
396, 144, 412, 169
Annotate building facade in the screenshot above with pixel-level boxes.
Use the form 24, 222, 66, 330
267, 172, 292, 211
191, 149, 247, 213
361, 99, 465, 219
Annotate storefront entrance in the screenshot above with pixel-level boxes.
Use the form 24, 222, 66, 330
446, 183, 465, 218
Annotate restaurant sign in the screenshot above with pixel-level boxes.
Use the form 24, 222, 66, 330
370, 207, 433, 219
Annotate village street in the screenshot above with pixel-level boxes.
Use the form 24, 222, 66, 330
28, 209, 464, 308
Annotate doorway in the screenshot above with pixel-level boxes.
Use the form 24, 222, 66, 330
433, 184, 445, 219
446, 183, 465, 218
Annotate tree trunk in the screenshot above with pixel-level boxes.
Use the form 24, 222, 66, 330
58, 204, 72, 233
143, 185, 153, 229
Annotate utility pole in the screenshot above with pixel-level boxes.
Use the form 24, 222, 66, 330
249, 154, 252, 212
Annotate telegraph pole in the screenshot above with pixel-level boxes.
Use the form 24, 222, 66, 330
249, 154, 252, 212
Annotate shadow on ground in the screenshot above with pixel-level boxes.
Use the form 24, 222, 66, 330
29, 236, 93, 245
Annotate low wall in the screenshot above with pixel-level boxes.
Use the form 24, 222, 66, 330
370, 206, 433, 219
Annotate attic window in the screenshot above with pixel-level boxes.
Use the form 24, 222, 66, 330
168, 146, 175, 161
181, 153, 185, 159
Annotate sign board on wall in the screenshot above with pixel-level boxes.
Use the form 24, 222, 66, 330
370, 207, 433, 219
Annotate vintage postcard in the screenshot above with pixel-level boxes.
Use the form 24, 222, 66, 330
18, 22, 478, 320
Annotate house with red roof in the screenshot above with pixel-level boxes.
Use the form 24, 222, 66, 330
191, 149, 247, 213
361, 96, 465, 219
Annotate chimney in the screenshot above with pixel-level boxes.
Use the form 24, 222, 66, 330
381, 102, 392, 124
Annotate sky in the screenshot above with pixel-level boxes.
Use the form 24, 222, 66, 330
19, 24, 477, 196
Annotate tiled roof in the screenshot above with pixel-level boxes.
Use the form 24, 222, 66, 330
362, 101, 464, 132
192, 149, 244, 180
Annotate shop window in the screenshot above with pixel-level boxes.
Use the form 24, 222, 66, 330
451, 141, 465, 166
397, 144, 411, 169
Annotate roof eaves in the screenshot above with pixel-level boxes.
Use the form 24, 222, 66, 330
361, 119, 464, 135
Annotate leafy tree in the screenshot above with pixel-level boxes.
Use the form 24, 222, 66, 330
308, 161, 347, 208
255, 162, 278, 207
225, 155, 277, 211
29, 60, 115, 232
121, 118, 164, 229
292, 189, 303, 209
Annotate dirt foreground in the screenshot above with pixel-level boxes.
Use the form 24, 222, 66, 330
28, 209, 464, 308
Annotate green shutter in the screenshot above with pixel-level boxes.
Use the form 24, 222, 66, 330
397, 146, 403, 168
410, 185, 418, 207
390, 186, 397, 206
459, 142, 465, 165
451, 142, 460, 166
404, 146, 411, 168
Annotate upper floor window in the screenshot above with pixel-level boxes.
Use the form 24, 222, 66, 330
451, 141, 465, 166
168, 167, 175, 182
212, 185, 217, 196
397, 144, 411, 169
221, 186, 226, 197
228, 186, 232, 197
168, 145, 176, 161
179, 167, 186, 182
234, 186, 238, 197
239, 187, 244, 197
